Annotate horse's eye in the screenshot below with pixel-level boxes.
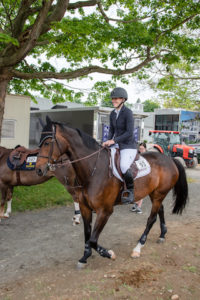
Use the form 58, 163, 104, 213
44, 141, 49, 146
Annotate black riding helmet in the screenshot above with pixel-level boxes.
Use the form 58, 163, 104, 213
110, 87, 128, 101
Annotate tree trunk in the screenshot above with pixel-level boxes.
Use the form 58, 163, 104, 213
0, 70, 11, 142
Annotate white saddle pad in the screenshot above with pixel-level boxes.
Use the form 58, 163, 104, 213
110, 148, 151, 182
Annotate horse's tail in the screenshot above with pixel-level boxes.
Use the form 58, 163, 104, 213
172, 158, 189, 215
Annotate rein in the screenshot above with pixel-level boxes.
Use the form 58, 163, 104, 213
54, 147, 104, 166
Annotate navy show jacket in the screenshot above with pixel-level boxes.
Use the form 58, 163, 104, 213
108, 105, 137, 150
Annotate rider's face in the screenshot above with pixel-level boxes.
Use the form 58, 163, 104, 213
111, 98, 124, 109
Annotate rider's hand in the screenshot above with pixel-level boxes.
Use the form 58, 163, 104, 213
102, 140, 115, 147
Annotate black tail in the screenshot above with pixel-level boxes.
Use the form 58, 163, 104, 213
172, 158, 189, 215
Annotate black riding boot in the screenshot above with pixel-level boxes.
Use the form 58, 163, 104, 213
121, 169, 135, 204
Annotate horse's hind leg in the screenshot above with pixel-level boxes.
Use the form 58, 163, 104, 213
157, 204, 167, 243
4, 187, 13, 218
131, 194, 165, 258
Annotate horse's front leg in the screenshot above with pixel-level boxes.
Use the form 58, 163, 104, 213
89, 209, 116, 261
78, 203, 93, 268
0, 188, 8, 220
71, 187, 83, 226
72, 201, 81, 226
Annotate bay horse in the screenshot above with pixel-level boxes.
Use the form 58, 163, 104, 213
36, 116, 189, 267
0, 146, 81, 225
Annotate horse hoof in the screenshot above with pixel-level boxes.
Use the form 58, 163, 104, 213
72, 217, 81, 226
108, 250, 116, 260
72, 220, 80, 226
157, 238, 165, 244
131, 251, 140, 258
77, 261, 87, 269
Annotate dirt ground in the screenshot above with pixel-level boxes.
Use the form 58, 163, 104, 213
0, 167, 200, 300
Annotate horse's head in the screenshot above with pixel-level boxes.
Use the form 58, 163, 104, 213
36, 116, 65, 176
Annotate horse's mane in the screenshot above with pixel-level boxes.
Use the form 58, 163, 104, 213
43, 120, 101, 151
75, 128, 101, 151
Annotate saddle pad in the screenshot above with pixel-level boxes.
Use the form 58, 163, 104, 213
110, 148, 151, 182
7, 155, 38, 171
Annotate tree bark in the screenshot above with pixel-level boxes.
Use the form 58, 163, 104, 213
0, 70, 12, 143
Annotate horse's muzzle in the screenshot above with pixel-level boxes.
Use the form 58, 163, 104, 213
36, 168, 43, 176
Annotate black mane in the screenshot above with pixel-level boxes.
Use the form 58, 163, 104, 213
76, 128, 101, 151
41, 119, 101, 151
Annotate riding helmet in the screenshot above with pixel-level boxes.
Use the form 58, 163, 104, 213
110, 87, 128, 101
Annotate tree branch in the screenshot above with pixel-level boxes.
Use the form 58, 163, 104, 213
67, 0, 99, 10
155, 13, 198, 44
0, 0, 54, 67
97, 1, 162, 24
12, 0, 40, 38
10, 54, 160, 80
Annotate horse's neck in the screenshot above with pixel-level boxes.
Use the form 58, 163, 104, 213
61, 129, 105, 183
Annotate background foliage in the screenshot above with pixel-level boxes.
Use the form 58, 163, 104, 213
0, 0, 199, 110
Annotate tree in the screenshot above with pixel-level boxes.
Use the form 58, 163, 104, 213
152, 61, 200, 110
143, 99, 160, 112
0, 0, 200, 137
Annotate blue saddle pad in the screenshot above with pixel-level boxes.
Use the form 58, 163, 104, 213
7, 155, 37, 171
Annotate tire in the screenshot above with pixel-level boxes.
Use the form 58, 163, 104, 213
174, 156, 186, 168
148, 147, 160, 152
187, 157, 198, 169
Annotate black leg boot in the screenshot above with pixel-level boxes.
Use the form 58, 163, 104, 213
121, 169, 135, 204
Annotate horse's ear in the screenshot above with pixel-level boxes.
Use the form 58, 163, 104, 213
46, 115, 52, 126
38, 118, 45, 128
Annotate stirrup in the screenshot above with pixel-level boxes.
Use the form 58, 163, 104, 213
121, 190, 134, 204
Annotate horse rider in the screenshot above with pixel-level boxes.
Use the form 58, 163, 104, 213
102, 87, 137, 204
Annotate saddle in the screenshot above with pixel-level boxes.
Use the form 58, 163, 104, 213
8, 146, 39, 170
114, 148, 140, 180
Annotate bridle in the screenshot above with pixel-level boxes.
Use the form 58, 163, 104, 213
38, 124, 105, 179
37, 124, 63, 175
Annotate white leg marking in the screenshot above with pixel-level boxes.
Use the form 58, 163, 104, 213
4, 199, 12, 218
74, 202, 80, 211
72, 214, 81, 225
72, 202, 81, 225
131, 242, 144, 258
108, 250, 116, 260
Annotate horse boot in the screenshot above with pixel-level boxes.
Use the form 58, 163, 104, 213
121, 169, 135, 204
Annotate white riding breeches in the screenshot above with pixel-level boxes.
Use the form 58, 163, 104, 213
120, 149, 137, 174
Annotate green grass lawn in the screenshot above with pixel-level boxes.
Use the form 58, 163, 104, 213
11, 177, 73, 212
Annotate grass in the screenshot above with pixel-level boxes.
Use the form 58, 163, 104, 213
10, 178, 73, 212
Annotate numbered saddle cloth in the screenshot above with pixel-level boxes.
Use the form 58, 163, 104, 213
7, 153, 38, 171
110, 148, 151, 182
